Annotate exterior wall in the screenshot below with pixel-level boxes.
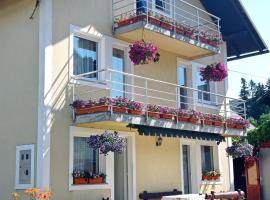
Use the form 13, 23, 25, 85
0, 0, 39, 199
136, 135, 181, 198
260, 149, 270, 200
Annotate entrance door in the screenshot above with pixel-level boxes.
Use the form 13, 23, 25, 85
182, 145, 192, 194
177, 65, 188, 109
245, 160, 261, 200
114, 138, 129, 200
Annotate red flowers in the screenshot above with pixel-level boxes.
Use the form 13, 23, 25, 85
200, 62, 228, 82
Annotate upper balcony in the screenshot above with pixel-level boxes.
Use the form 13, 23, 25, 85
112, 0, 222, 60
69, 69, 247, 137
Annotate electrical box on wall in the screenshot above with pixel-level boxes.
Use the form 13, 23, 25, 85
15, 144, 34, 189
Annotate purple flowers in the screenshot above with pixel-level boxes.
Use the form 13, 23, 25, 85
226, 117, 250, 128
200, 62, 228, 82
88, 131, 127, 155
127, 100, 144, 111
112, 96, 128, 108
226, 142, 254, 159
129, 40, 160, 65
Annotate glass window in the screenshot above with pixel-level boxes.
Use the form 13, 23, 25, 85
197, 71, 210, 101
155, 0, 171, 15
201, 146, 214, 172
112, 48, 125, 98
178, 66, 188, 109
73, 137, 99, 174
73, 36, 98, 79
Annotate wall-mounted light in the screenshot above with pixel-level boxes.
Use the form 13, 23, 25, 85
156, 136, 163, 146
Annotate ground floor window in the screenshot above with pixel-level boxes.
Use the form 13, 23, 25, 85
201, 145, 214, 172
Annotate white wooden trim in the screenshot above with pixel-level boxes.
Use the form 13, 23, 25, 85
15, 144, 35, 189
37, 0, 52, 189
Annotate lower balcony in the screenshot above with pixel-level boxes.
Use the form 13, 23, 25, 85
70, 69, 248, 137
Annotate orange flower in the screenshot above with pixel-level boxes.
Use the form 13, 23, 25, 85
24, 188, 39, 196
37, 191, 52, 200
11, 192, 20, 200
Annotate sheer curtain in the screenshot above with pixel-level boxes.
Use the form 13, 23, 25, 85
73, 137, 99, 174
73, 36, 97, 79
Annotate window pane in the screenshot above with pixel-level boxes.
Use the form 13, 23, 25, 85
73, 36, 97, 79
155, 0, 170, 15
201, 146, 214, 172
73, 137, 99, 174
197, 71, 210, 101
112, 48, 125, 98
178, 66, 188, 109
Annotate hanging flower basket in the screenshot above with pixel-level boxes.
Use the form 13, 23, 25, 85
88, 131, 127, 155
129, 40, 160, 65
200, 62, 228, 82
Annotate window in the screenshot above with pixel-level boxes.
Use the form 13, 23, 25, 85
197, 71, 210, 101
73, 36, 98, 79
15, 145, 34, 189
112, 48, 125, 98
201, 146, 214, 172
154, 0, 171, 16
178, 66, 188, 109
73, 137, 99, 175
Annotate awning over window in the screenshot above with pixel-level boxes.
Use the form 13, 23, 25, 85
201, 0, 269, 61
129, 124, 225, 142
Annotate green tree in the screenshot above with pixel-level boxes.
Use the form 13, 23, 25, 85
249, 79, 256, 98
240, 78, 249, 100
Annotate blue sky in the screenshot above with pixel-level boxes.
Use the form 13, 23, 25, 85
227, 0, 270, 98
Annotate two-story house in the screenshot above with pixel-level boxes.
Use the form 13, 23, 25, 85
0, 0, 268, 200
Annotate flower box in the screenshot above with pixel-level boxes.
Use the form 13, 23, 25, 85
128, 109, 144, 115
73, 177, 88, 185
160, 113, 175, 120
211, 176, 220, 180
160, 21, 173, 31
204, 119, 214, 126
213, 121, 224, 127
176, 27, 185, 35
202, 175, 211, 181
208, 40, 219, 47
235, 124, 245, 129
89, 177, 104, 184
178, 116, 190, 122
185, 31, 194, 38
75, 105, 110, 115
113, 106, 127, 113
199, 36, 208, 44
227, 123, 237, 129
148, 16, 161, 26
147, 111, 160, 119
189, 118, 201, 124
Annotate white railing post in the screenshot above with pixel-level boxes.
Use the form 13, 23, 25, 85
109, 71, 113, 114
196, 9, 200, 42
173, 0, 176, 34
145, 79, 148, 120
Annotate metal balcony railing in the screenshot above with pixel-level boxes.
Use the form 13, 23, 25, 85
70, 69, 246, 121
112, 0, 221, 46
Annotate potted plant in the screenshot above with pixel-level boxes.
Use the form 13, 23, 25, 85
211, 114, 224, 127
147, 104, 160, 118
127, 100, 144, 115
210, 170, 221, 180
129, 40, 160, 65
148, 12, 161, 26
178, 109, 191, 122
72, 170, 89, 185
160, 16, 173, 31
159, 106, 176, 120
226, 118, 249, 129
189, 110, 203, 124
89, 173, 106, 184
203, 114, 214, 126
111, 96, 128, 113
184, 24, 195, 39
175, 22, 185, 35
88, 131, 127, 155
200, 62, 228, 82
202, 171, 211, 181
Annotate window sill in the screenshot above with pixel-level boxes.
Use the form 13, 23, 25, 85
69, 183, 111, 191
200, 180, 222, 185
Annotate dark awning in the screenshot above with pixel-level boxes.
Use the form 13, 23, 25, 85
257, 90, 270, 106
201, 0, 269, 61
129, 124, 225, 142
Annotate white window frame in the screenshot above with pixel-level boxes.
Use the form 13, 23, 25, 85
152, 0, 173, 17
180, 139, 222, 194
15, 144, 35, 189
177, 58, 190, 109
192, 62, 218, 109
69, 25, 106, 88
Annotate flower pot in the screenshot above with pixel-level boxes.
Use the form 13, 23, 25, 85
128, 109, 144, 116
202, 175, 211, 181
189, 118, 201, 124
213, 121, 224, 127
235, 124, 245, 129
132, 15, 146, 23
160, 113, 175, 120
147, 111, 160, 119
199, 36, 208, 44
176, 27, 185, 35
148, 16, 161, 26
75, 105, 109, 115
227, 123, 237, 129
204, 119, 214, 126
89, 177, 104, 184
117, 19, 133, 27
160, 21, 173, 31
211, 176, 220, 180
178, 116, 190, 122
73, 177, 88, 185
113, 106, 127, 113
185, 31, 194, 38
208, 40, 219, 47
